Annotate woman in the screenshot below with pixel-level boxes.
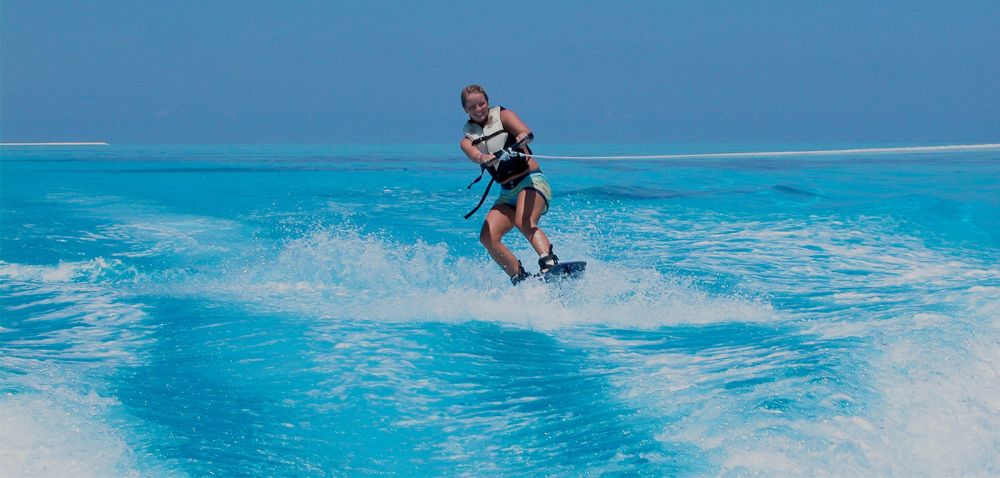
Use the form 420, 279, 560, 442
459, 84, 558, 285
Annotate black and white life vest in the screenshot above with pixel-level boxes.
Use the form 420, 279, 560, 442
463, 106, 530, 183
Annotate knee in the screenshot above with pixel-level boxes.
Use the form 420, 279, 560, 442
515, 219, 538, 236
479, 227, 497, 248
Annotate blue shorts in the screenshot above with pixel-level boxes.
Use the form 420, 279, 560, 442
493, 171, 552, 215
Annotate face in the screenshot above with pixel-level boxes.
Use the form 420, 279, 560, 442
463, 93, 489, 123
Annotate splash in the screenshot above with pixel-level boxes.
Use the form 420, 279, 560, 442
0, 259, 167, 478
0, 389, 142, 478
185, 227, 779, 331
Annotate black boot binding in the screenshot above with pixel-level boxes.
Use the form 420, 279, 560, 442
537, 246, 559, 274
510, 261, 532, 286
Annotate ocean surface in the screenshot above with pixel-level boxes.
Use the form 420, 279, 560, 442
1, 143, 998, 477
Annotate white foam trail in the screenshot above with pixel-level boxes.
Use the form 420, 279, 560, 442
529, 143, 1000, 160
587, 213, 1000, 476
1, 259, 168, 477
0, 391, 141, 478
0, 258, 127, 283
40, 192, 244, 259
60, 205, 995, 475
619, 213, 1000, 327
188, 228, 780, 330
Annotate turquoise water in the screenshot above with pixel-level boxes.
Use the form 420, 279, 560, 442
1, 144, 998, 476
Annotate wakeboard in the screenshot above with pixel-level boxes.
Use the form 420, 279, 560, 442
539, 261, 587, 282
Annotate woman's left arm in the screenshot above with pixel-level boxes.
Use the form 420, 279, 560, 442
499, 109, 533, 144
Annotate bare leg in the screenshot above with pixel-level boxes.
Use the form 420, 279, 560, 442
513, 189, 552, 257
480, 206, 521, 277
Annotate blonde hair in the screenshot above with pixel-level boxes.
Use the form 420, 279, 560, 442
460, 84, 488, 108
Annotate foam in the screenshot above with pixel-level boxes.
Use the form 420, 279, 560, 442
188, 228, 781, 331
590, 213, 1000, 476
0, 259, 150, 365
871, 329, 989, 465
40, 191, 243, 259
164, 220, 993, 473
101, 220, 236, 258
618, 212, 999, 308
620, 319, 997, 476
0, 257, 125, 283
0, 391, 142, 478
1, 259, 169, 476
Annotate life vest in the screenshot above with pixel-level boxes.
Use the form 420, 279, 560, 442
463, 106, 530, 183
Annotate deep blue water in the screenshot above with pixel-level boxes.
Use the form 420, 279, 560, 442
1, 143, 998, 476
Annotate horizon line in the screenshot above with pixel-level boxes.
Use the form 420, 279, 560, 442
1, 142, 997, 158
1, 142, 109, 146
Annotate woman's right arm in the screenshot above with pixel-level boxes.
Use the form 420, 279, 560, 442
460, 137, 493, 165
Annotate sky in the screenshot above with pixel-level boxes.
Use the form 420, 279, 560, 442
2, 1, 998, 144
